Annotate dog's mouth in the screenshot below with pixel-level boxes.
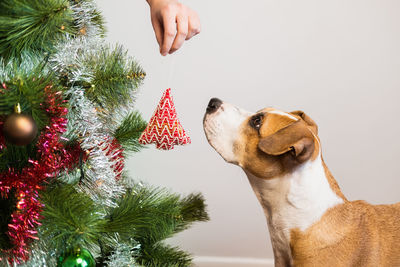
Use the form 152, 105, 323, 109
202, 103, 243, 165
203, 115, 217, 146
203, 111, 226, 155
203, 99, 221, 145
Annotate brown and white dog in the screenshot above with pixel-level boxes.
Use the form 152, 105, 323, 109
203, 98, 400, 267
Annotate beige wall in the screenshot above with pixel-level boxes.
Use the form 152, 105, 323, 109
96, 0, 400, 265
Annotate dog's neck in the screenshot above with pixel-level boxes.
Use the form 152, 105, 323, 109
244, 155, 344, 265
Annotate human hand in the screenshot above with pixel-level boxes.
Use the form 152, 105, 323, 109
147, 0, 201, 56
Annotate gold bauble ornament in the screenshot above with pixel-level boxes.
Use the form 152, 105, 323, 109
3, 103, 38, 146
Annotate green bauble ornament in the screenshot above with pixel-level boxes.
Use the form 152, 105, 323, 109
58, 247, 96, 267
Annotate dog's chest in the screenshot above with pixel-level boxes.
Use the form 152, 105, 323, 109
245, 157, 343, 258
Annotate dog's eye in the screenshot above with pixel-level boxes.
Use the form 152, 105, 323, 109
250, 114, 264, 130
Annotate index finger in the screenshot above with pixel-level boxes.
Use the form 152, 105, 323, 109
161, 11, 177, 56
151, 17, 163, 48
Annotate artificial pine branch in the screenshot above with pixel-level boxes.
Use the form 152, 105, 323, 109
39, 183, 107, 255
174, 193, 210, 234
81, 45, 145, 110
0, 0, 76, 61
105, 186, 182, 244
105, 184, 209, 265
71, 0, 106, 36
137, 242, 192, 267
114, 111, 147, 153
38, 182, 208, 266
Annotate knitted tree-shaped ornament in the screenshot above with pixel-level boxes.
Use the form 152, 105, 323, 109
139, 88, 191, 150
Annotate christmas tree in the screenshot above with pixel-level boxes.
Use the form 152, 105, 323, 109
0, 0, 208, 266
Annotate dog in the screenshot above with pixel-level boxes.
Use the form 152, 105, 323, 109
203, 98, 400, 267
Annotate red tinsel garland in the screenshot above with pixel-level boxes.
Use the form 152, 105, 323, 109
0, 85, 82, 263
103, 138, 125, 180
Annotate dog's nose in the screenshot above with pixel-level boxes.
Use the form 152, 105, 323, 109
206, 98, 222, 114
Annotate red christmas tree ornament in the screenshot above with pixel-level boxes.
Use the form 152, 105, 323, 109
139, 88, 191, 150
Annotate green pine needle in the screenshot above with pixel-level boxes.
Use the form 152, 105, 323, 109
175, 193, 210, 234
106, 184, 209, 244
138, 242, 193, 267
82, 45, 145, 110
85, 1, 106, 36
39, 183, 107, 254
38, 182, 208, 266
105, 186, 181, 244
0, 0, 76, 61
114, 111, 147, 153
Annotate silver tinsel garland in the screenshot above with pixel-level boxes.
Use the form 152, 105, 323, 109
104, 243, 140, 267
63, 86, 126, 207
49, 2, 129, 207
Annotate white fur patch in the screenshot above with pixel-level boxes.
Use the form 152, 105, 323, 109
286, 156, 343, 230
245, 156, 343, 256
268, 110, 299, 121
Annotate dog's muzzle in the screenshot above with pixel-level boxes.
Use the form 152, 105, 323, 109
206, 98, 223, 114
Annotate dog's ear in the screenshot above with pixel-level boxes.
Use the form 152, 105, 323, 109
258, 121, 315, 163
290, 110, 318, 135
